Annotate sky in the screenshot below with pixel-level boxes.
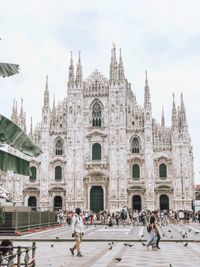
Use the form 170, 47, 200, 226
0, 0, 200, 183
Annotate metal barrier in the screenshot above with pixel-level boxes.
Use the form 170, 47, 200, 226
0, 208, 57, 233
0, 241, 36, 266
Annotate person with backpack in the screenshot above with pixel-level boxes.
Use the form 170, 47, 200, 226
69, 207, 84, 257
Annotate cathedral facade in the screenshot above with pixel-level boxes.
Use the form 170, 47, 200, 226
8, 46, 195, 212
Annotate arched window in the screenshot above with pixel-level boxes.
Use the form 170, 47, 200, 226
92, 101, 101, 127
132, 164, 140, 179
55, 166, 62, 180
55, 139, 63, 155
92, 143, 101, 160
132, 137, 140, 153
30, 166, 37, 182
159, 163, 167, 178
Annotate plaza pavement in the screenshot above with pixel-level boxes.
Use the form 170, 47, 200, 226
1, 223, 200, 266
11, 240, 200, 267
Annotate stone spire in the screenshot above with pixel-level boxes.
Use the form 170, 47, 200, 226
144, 71, 151, 109
68, 51, 75, 87
75, 51, 83, 86
18, 98, 26, 132
118, 48, 125, 82
43, 75, 49, 108
178, 93, 188, 131
52, 93, 56, 125
29, 116, 33, 136
109, 43, 118, 82
161, 106, 165, 127
11, 99, 18, 123
20, 98, 23, 117
171, 93, 177, 129
180, 93, 187, 123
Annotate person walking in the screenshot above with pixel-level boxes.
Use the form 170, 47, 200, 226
70, 207, 84, 257
143, 214, 159, 250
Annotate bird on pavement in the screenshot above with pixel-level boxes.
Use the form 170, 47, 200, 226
162, 234, 165, 237
112, 241, 114, 244
170, 236, 173, 239
195, 232, 199, 234
124, 243, 133, 247
183, 242, 188, 247
115, 258, 122, 262
188, 229, 192, 232
138, 239, 141, 242
142, 242, 146, 247
109, 246, 112, 250
56, 236, 60, 239
51, 244, 54, 247
169, 264, 173, 267
168, 230, 171, 233
141, 234, 144, 237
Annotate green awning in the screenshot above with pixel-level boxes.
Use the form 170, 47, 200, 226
0, 150, 30, 176
0, 114, 42, 157
0, 62, 19, 77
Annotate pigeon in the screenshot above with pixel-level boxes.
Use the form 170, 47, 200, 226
112, 241, 114, 244
168, 230, 171, 233
188, 229, 192, 232
141, 234, 144, 237
108, 243, 111, 245
138, 239, 141, 242
109, 246, 112, 250
51, 244, 54, 247
195, 232, 199, 234
142, 242, 146, 246
56, 236, 60, 239
123, 243, 133, 247
170, 236, 173, 239
162, 234, 165, 237
115, 258, 122, 262
183, 242, 188, 247
169, 264, 173, 267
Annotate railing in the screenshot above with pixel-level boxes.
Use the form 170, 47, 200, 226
0, 208, 57, 232
0, 242, 36, 266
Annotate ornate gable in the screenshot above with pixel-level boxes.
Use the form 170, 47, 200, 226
83, 70, 109, 97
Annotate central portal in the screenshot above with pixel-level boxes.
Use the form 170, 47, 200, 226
90, 186, 104, 212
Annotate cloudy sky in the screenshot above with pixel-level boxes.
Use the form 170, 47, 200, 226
1, 0, 200, 183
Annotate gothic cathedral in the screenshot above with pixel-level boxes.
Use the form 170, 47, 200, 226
10, 45, 195, 212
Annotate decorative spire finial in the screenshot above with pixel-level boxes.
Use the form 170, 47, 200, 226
75, 50, 82, 85
161, 106, 165, 127
68, 51, 75, 86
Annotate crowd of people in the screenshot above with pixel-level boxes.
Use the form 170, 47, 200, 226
57, 208, 200, 227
